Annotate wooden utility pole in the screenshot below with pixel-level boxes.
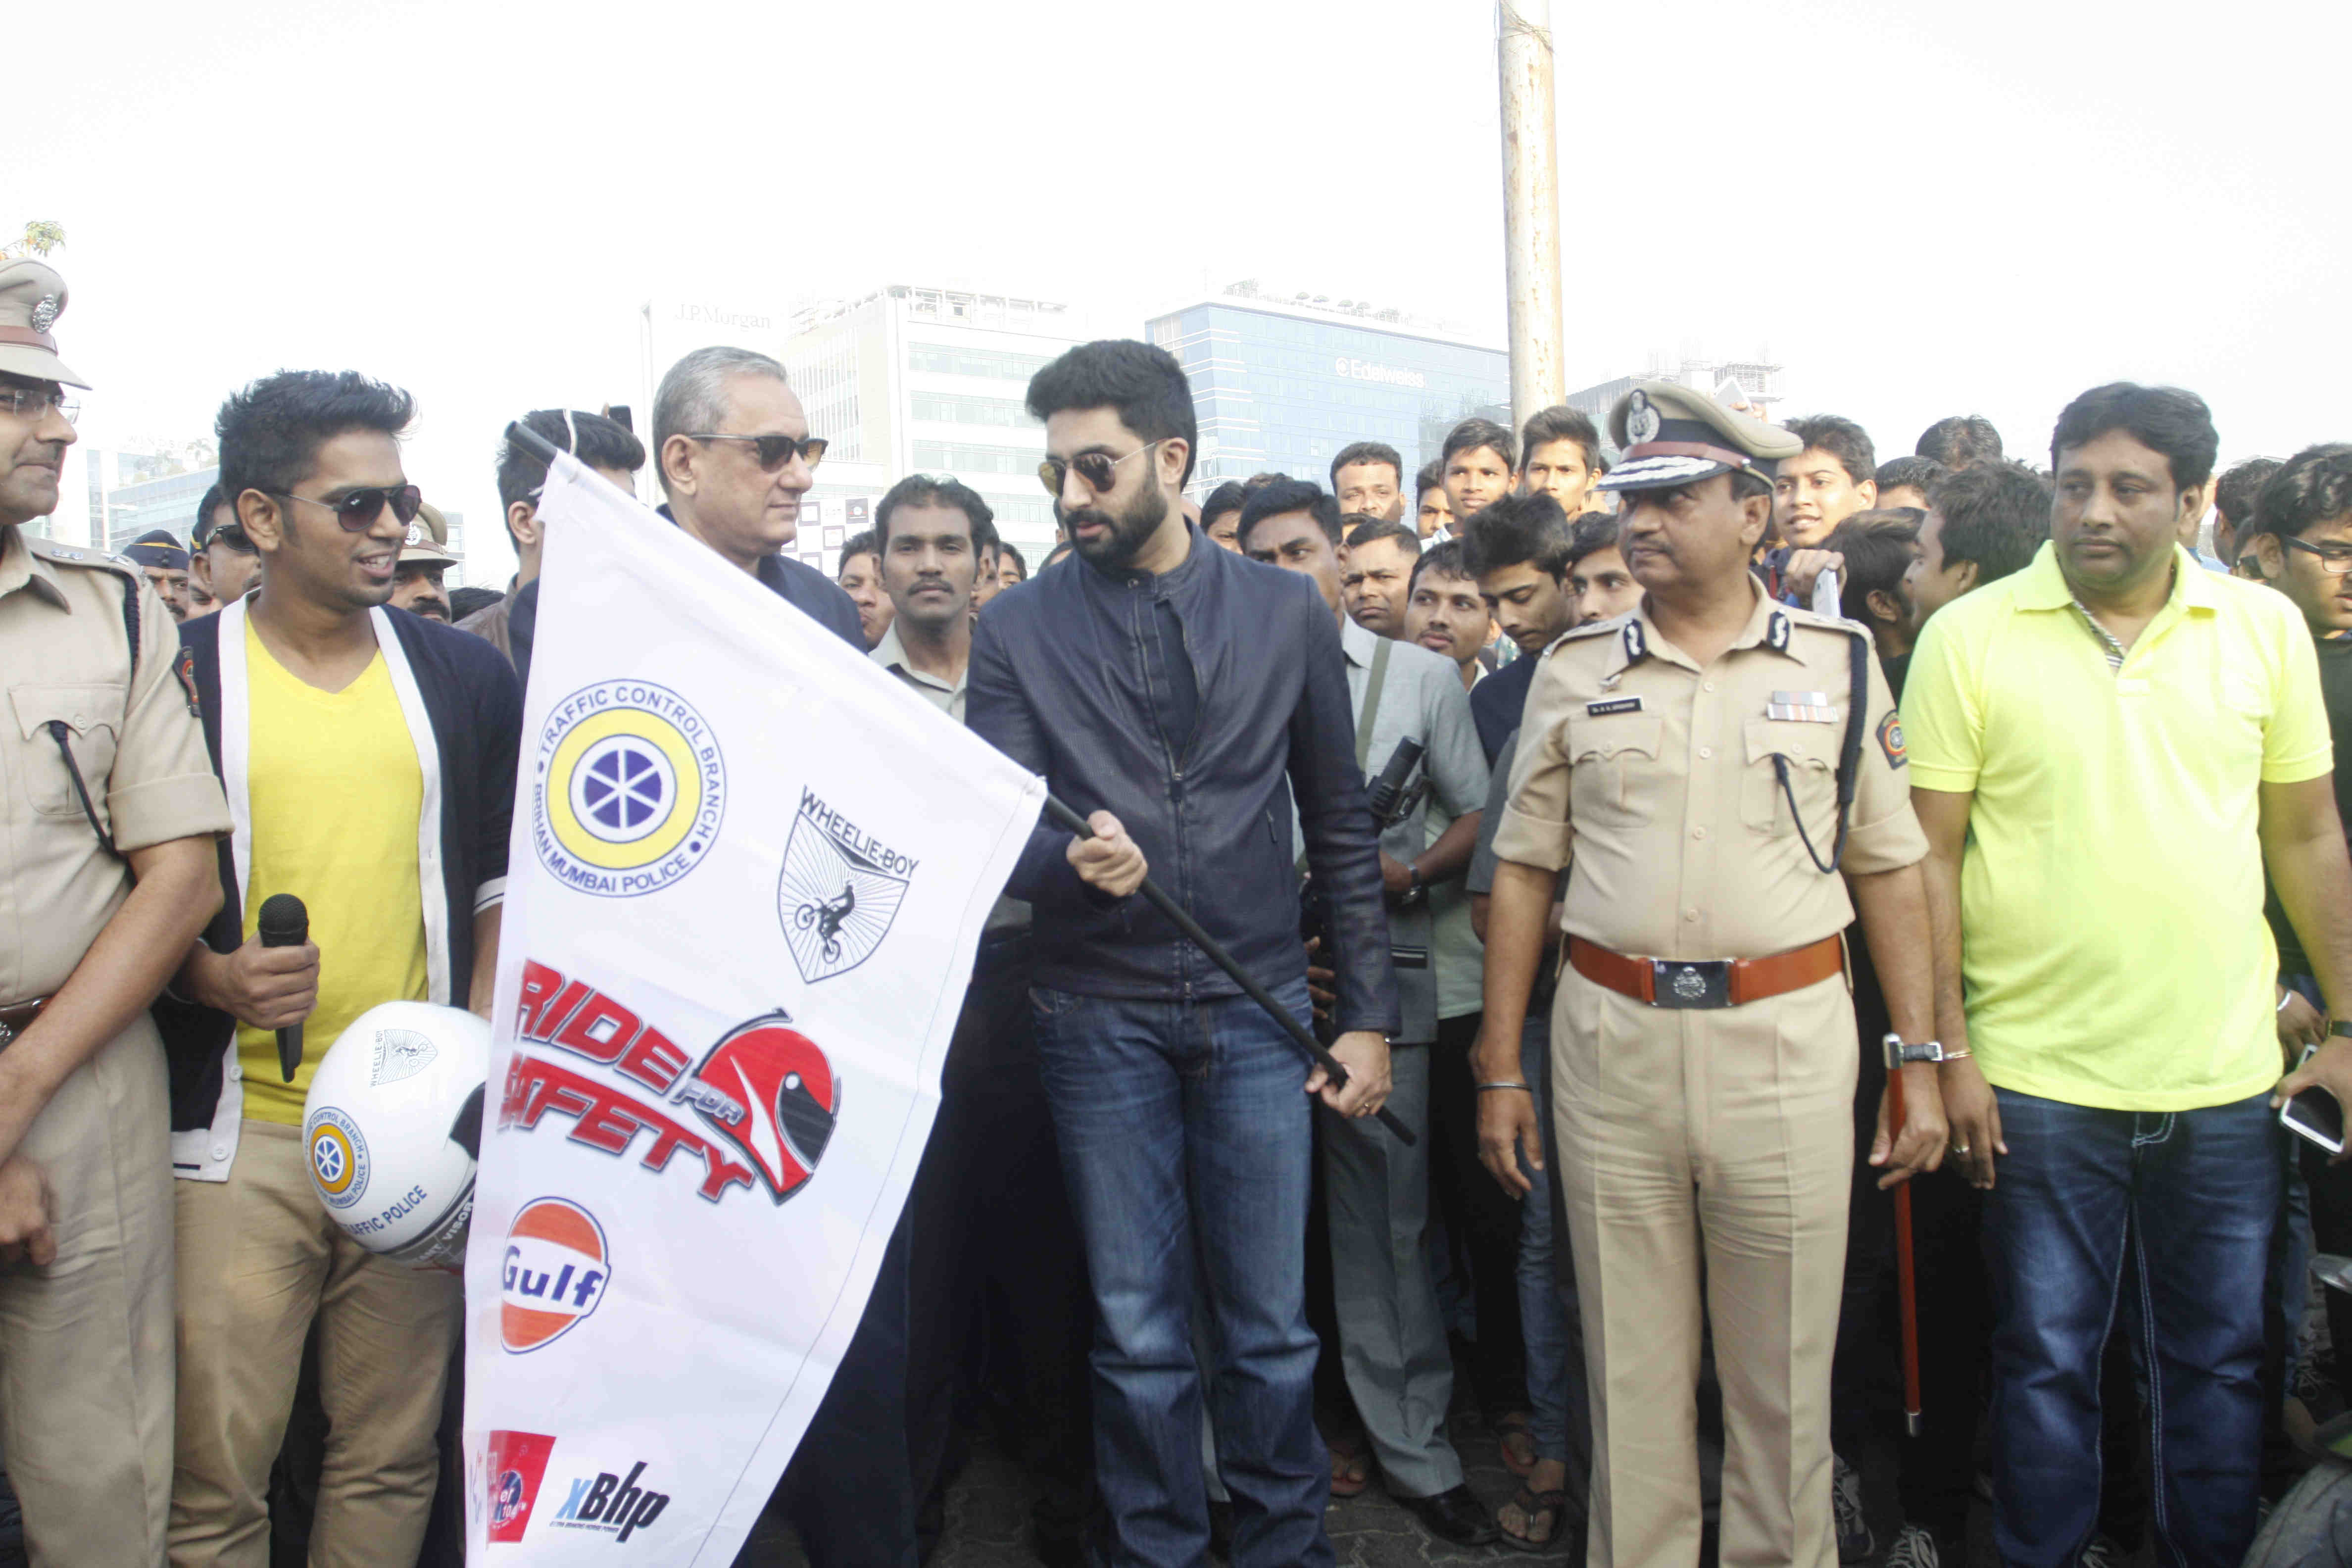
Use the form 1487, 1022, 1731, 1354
1498, 1, 1563, 436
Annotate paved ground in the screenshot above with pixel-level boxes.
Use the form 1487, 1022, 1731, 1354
736, 1398, 1582, 1568
731, 1383, 2056, 1568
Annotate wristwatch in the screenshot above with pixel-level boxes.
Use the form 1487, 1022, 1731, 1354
1394, 867, 1427, 909
1881, 1033, 1960, 1068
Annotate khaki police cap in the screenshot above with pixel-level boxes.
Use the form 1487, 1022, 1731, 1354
1598, 380, 1802, 493
398, 500, 460, 566
0, 259, 88, 390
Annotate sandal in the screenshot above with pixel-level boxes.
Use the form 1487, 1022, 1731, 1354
1328, 1439, 1371, 1499
1496, 1411, 1538, 1477
1499, 1484, 1569, 1554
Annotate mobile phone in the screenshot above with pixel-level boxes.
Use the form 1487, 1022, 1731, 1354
2282, 1043, 2345, 1155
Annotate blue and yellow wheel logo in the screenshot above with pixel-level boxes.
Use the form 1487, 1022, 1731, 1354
533, 683, 726, 898
305, 1107, 370, 1211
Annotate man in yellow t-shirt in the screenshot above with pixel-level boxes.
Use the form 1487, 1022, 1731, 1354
230, 614, 430, 1123
1904, 384, 2352, 1568
165, 371, 521, 1568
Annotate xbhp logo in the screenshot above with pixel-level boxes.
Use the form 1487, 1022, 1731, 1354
551, 1461, 669, 1542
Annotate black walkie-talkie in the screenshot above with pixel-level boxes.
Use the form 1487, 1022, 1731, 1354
1365, 737, 1427, 830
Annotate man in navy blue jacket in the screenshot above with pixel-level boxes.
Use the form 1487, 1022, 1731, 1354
633, 345, 912, 1567
969, 340, 1400, 1568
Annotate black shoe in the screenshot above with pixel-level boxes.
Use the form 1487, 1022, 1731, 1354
1400, 1484, 1501, 1547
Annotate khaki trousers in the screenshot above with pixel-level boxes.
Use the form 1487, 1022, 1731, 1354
0, 1017, 177, 1567
169, 1121, 459, 1568
1551, 967, 1855, 1568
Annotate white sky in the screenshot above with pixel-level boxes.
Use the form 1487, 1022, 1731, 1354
21, 0, 2351, 582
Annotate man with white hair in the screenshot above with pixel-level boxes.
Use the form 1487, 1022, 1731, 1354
503, 347, 861, 682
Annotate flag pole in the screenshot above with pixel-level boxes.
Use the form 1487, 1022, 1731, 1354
1044, 798, 1415, 1145
502, 422, 1415, 1147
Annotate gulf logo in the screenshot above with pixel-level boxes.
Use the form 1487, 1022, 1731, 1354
501, 1197, 611, 1353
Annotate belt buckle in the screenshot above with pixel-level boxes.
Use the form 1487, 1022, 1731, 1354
1651, 959, 1731, 1009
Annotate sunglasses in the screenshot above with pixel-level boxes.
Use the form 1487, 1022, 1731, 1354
1037, 440, 1165, 499
268, 485, 424, 532
684, 433, 829, 471
208, 523, 258, 554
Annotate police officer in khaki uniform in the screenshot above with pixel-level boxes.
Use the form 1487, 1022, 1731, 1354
0, 259, 233, 1563
1473, 382, 1949, 1568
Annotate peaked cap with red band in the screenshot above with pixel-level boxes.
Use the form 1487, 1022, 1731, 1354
1598, 379, 1800, 493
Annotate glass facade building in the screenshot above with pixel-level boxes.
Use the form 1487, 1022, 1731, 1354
87, 456, 217, 555
1147, 295, 1509, 497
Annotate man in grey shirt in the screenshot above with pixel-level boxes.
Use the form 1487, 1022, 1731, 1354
1240, 482, 1497, 1545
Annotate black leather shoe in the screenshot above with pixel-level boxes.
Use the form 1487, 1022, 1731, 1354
1399, 1484, 1500, 1547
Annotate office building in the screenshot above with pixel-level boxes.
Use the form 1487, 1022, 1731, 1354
1145, 283, 1510, 498
86, 447, 217, 555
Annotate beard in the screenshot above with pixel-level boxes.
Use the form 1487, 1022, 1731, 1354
1063, 481, 1171, 572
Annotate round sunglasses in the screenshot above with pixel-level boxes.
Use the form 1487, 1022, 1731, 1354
1038, 440, 1165, 499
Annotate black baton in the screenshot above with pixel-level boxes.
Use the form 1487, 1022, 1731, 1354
1045, 797, 1414, 1145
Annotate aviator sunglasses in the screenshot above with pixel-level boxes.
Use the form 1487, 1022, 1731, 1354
268, 484, 425, 532
683, 433, 830, 471
1037, 440, 1166, 498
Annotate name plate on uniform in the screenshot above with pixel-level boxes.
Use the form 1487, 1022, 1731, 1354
1586, 697, 1644, 717
1390, 945, 1430, 970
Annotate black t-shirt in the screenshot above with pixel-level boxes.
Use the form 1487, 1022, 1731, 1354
1143, 595, 1199, 763
2268, 634, 2352, 978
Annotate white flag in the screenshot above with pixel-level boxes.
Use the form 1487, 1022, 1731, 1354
461, 453, 1041, 1563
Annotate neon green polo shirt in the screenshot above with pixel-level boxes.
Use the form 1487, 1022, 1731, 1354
1903, 542, 2332, 1112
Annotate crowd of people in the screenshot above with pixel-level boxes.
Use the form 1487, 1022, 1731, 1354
4, 244, 2352, 1568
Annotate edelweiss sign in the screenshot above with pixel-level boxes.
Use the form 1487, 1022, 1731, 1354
1332, 355, 1427, 389
464, 452, 1042, 1564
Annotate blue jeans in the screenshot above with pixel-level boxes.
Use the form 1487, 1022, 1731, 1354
1516, 1015, 1588, 1474
1984, 1087, 2282, 1568
1031, 981, 1330, 1568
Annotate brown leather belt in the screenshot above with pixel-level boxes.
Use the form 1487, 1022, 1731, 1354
0, 997, 48, 1048
1568, 935, 1843, 1010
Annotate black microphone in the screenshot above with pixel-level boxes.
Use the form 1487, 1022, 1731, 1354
1365, 737, 1427, 829
256, 893, 308, 1082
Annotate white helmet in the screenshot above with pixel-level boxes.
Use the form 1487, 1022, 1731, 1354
302, 1000, 489, 1270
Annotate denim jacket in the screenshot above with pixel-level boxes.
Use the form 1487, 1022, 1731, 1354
968, 525, 1400, 1035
